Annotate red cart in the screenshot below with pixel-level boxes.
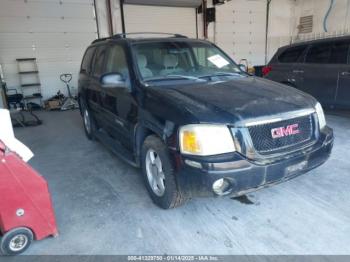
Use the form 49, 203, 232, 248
0, 140, 58, 255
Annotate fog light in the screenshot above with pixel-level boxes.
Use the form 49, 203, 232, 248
212, 178, 232, 196
184, 159, 202, 169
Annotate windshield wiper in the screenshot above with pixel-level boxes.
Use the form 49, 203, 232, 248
144, 75, 201, 82
199, 72, 244, 79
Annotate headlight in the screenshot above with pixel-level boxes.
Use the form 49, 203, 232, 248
315, 102, 326, 129
179, 124, 236, 156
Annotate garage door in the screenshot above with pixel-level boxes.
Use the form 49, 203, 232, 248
215, 0, 267, 66
123, 4, 197, 38
0, 0, 96, 99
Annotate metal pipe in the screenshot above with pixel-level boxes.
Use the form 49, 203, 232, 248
344, 0, 350, 31
265, 0, 272, 65
196, 8, 199, 39
106, 0, 113, 35
93, 0, 100, 38
203, 0, 208, 39
119, 0, 126, 34
323, 0, 334, 33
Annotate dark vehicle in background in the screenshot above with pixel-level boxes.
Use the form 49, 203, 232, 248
78, 33, 333, 209
264, 36, 350, 108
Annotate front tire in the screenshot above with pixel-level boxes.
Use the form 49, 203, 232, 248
0, 227, 34, 256
141, 135, 188, 209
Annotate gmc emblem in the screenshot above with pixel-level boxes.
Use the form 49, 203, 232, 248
271, 124, 300, 139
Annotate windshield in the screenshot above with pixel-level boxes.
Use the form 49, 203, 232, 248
132, 40, 245, 84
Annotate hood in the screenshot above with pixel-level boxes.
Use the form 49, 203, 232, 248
146, 76, 317, 125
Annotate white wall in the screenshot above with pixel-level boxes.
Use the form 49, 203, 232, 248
267, 0, 295, 61
96, 0, 288, 66
4, 0, 349, 99
265, 0, 350, 62
95, 0, 111, 38
106, 0, 199, 37
0, 0, 97, 100
292, 0, 350, 42
214, 0, 267, 66
123, 4, 197, 37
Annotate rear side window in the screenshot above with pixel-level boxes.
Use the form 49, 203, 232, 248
81, 47, 95, 74
92, 46, 107, 78
305, 43, 332, 64
329, 41, 349, 64
306, 41, 349, 64
278, 46, 306, 63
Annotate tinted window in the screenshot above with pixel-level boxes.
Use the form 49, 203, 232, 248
279, 46, 306, 63
105, 45, 130, 80
306, 43, 332, 64
132, 41, 242, 82
81, 47, 95, 74
329, 41, 349, 64
92, 46, 107, 78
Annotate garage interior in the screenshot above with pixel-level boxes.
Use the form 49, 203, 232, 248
1, 0, 350, 256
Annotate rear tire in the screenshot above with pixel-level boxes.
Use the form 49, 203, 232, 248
141, 135, 188, 209
0, 227, 33, 256
81, 100, 97, 140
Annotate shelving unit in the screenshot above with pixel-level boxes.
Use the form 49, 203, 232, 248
16, 58, 42, 109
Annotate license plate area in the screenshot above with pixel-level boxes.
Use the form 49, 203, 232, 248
285, 160, 308, 176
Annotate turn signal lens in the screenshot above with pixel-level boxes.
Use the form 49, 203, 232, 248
179, 124, 236, 156
182, 131, 201, 153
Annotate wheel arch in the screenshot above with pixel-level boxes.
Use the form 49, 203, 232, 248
134, 119, 176, 166
134, 124, 158, 166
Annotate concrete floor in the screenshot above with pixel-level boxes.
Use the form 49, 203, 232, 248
14, 110, 350, 255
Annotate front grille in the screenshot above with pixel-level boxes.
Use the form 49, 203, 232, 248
248, 114, 314, 154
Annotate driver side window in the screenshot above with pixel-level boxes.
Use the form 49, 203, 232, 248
105, 44, 130, 85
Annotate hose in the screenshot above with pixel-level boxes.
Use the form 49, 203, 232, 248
323, 0, 334, 32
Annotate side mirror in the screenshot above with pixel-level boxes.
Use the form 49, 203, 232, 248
100, 73, 126, 88
238, 64, 247, 72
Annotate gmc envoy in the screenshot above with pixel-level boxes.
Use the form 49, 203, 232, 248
78, 33, 334, 209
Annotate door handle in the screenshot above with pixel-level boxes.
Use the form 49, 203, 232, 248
341, 71, 350, 76
293, 70, 304, 74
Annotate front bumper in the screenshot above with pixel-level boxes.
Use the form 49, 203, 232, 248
175, 126, 334, 197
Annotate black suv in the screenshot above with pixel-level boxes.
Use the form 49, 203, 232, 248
78, 33, 334, 209
264, 36, 350, 108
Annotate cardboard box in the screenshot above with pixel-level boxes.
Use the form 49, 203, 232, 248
45, 100, 61, 110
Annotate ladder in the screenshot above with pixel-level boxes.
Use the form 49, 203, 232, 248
16, 58, 42, 109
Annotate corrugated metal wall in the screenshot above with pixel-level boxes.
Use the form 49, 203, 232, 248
123, 4, 197, 38
214, 0, 267, 67
0, 0, 97, 99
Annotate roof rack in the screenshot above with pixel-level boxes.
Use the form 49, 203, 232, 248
91, 32, 187, 44
91, 37, 112, 44
113, 32, 187, 38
